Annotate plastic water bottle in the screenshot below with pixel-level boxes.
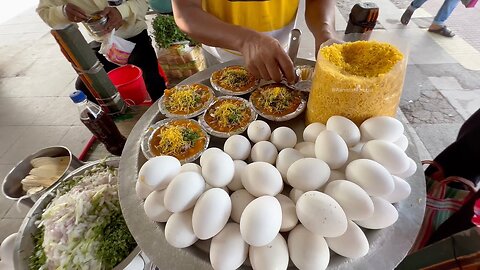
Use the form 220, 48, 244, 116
70, 90, 126, 156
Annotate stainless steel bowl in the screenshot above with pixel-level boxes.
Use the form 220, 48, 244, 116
14, 158, 140, 270
1, 146, 83, 207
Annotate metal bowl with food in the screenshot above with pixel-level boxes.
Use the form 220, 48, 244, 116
141, 118, 210, 162
14, 158, 139, 270
249, 83, 306, 121
199, 96, 257, 138
158, 83, 215, 118
210, 65, 260, 95
2, 146, 83, 207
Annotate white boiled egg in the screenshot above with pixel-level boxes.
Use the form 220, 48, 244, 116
275, 194, 298, 232
355, 197, 399, 229
325, 220, 369, 259
315, 130, 348, 169
138, 156, 181, 190
345, 159, 395, 197
240, 196, 282, 247
296, 191, 348, 237
224, 135, 251, 160
205, 183, 229, 193
289, 188, 304, 203
288, 224, 330, 270
180, 163, 202, 174
210, 223, 248, 270
200, 147, 223, 166
276, 148, 304, 181
350, 142, 365, 154
318, 170, 347, 191
360, 116, 404, 142
202, 151, 235, 187
250, 141, 278, 164
382, 175, 411, 203
136, 179, 154, 199
294, 142, 316, 158
0, 233, 17, 264
395, 157, 417, 179
227, 160, 247, 191
270, 127, 297, 150
250, 234, 289, 270
361, 140, 410, 175
165, 209, 197, 248
303, 122, 326, 142
394, 134, 409, 151
242, 162, 283, 197
326, 115, 361, 147
164, 172, 205, 213
192, 188, 232, 240
287, 158, 330, 191
247, 120, 271, 143
144, 190, 172, 222
323, 180, 374, 221
230, 189, 256, 223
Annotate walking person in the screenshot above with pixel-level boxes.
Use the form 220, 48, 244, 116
400, 0, 460, 37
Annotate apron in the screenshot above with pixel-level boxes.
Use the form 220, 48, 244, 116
202, 0, 300, 62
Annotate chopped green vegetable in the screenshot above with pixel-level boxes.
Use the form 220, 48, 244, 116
29, 230, 46, 270
94, 205, 136, 269
152, 14, 197, 48
182, 128, 200, 143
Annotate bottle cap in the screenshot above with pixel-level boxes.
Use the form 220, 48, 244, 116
70, 90, 87, 103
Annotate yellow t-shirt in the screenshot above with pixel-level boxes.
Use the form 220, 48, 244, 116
202, 0, 300, 62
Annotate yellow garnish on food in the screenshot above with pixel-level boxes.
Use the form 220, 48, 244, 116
260, 86, 292, 113
164, 85, 206, 114
320, 41, 403, 77
213, 102, 245, 127
152, 123, 201, 157
220, 68, 249, 88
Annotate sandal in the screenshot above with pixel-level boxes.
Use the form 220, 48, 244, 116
400, 8, 414, 25
428, 26, 455, 37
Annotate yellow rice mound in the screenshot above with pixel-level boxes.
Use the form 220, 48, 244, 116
306, 41, 405, 125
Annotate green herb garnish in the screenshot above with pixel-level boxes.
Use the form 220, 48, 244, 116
152, 15, 197, 48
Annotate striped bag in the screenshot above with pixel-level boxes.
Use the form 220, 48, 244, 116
410, 160, 477, 252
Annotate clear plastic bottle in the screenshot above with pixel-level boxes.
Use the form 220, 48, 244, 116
70, 90, 126, 156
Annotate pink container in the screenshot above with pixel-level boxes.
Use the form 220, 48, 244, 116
108, 65, 151, 105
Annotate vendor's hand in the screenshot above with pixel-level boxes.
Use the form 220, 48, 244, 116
100, 7, 123, 33
64, 3, 88, 23
240, 32, 295, 83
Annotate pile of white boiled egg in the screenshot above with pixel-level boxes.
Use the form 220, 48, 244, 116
136, 115, 415, 270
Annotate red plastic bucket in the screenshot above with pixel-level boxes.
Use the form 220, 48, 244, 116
108, 65, 151, 105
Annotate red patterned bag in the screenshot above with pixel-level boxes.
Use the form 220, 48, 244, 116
410, 160, 477, 252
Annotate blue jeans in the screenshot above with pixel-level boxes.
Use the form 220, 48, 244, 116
410, 0, 460, 25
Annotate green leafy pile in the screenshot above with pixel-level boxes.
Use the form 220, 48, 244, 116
28, 163, 135, 270
152, 14, 196, 48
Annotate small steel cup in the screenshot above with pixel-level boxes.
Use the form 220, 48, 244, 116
2, 146, 84, 207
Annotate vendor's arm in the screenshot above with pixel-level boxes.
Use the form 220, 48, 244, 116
305, 0, 336, 54
172, 0, 295, 83
37, 0, 88, 27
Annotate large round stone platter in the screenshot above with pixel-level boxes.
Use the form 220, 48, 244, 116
118, 59, 426, 270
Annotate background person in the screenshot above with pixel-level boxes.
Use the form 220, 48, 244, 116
37, 0, 167, 101
400, 0, 460, 37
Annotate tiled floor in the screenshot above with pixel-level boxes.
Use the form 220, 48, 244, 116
0, 7, 92, 244
1, 0, 480, 247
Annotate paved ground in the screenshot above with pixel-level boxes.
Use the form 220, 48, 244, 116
1, 0, 480, 250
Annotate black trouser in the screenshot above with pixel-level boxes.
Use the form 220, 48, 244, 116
425, 108, 480, 185
75, 29, 166, 102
